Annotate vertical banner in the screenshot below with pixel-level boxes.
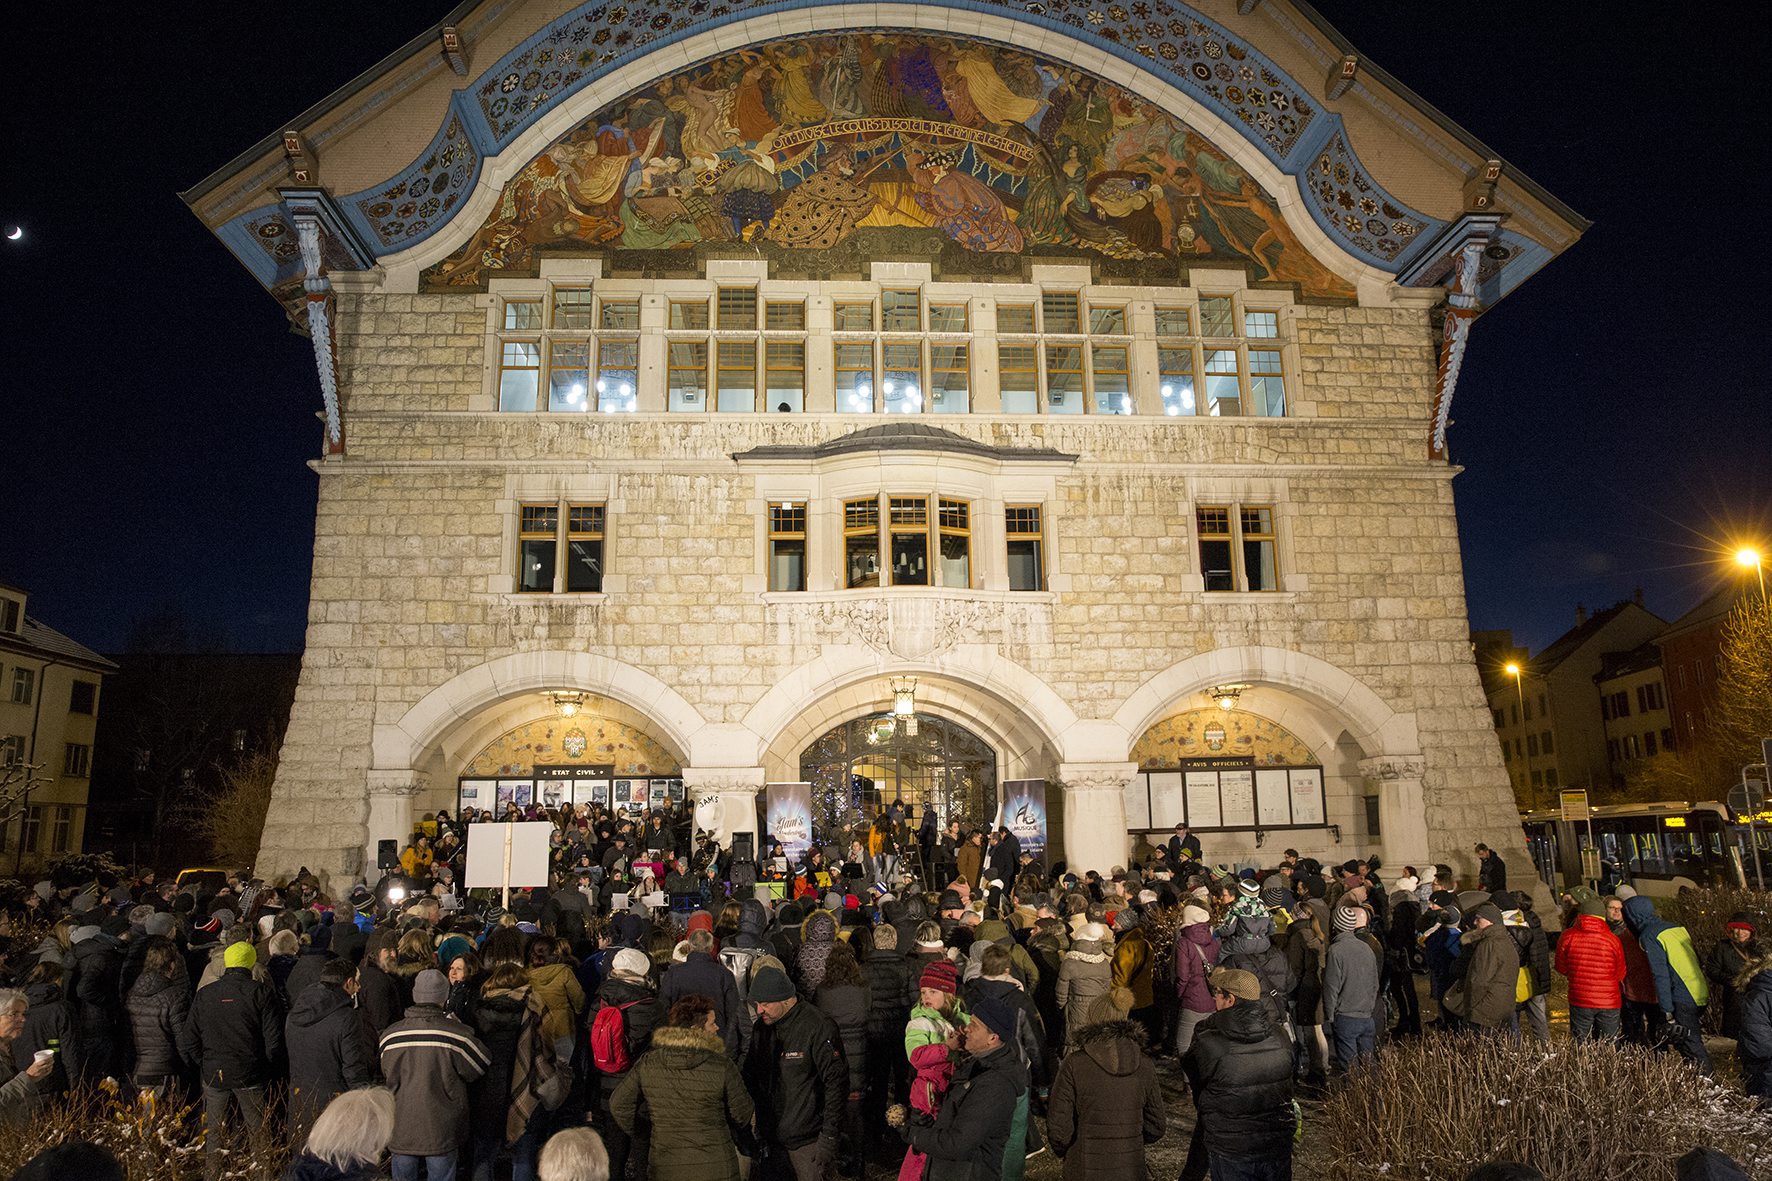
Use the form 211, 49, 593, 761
765, 782, 814, 862
999, 778, 1048, 865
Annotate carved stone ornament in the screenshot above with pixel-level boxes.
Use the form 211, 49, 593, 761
771, 595, 1052, 661
1061, 770, 1135, 794
1358, 755, 1426, 782
367, 771, 428, 798
681, 770, 765, 800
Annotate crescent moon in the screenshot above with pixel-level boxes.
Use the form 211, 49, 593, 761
4, 227, 19, 241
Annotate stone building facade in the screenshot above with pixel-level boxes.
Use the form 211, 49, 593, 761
183, 0, 1585, 891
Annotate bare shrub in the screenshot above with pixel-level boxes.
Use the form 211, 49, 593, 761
185, 749, 278, 871
0, 1084, 292, 1180
1317, 1034, 1772, 1180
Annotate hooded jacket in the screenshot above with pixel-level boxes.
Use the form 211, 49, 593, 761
902, 1040, 1029, 1181
591, 974, 664, 1093
795, 909, 841, 994
1110, 926, 1154, 1010
12, 979, 70, 1095
1045, 1020, 1164, 1181
1734, 955, 1772, 1100
1452, 922, 1519, 1030
125, 967, 190, 1081
611, 1024, 755, 1181
285, 982, 371, 1127
1055, 930, 1114, 1036
1623, 896, 1709, 1013
1172, 923, 1221, 1016
1180, 1001, 1294, 1162
1554, 913, 1626, 1010
526, 961, 586, 1044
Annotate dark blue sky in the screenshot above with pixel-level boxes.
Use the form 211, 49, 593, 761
2, 2, 1766, 656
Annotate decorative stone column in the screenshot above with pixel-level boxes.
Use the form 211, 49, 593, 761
1058, 762, 1136, 875
364, 770, 428, 878
682, 767, 765, 857
1360, 755, 1429, 869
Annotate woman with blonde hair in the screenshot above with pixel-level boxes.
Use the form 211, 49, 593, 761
283, 1086, 395, 1181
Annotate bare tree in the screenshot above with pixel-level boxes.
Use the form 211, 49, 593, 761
182, 748, 278, 870
0, 759, 53, 831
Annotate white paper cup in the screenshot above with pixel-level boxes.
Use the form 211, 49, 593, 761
32, 1049, 54, 1065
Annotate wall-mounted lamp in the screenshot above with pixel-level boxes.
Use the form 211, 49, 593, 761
1327, 823, 1342, 845
891, 677, 918, 717
1254, 828, 1267, 848
547, 690, 587, 719
1206, 683, 1250, 711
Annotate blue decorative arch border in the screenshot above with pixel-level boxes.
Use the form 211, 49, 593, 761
220, 0, 1477, 294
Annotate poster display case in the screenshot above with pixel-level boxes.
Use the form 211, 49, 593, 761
1126, 757, 1326, 832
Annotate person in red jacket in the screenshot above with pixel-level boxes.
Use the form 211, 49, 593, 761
1555, 897, 1626, 1040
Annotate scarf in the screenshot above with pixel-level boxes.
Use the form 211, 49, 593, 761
483, 985, 559, 1144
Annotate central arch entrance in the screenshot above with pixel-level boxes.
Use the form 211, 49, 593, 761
799, 713, 997, 838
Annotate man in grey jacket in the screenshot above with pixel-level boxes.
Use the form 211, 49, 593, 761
379, 969, 489, 1181
1322, 903, 1381, 1073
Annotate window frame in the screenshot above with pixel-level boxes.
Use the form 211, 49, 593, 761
768, 501, 808, 592
937, 498, 972, 589
843, 498, 882, 588
1195, 502, 1282, 593
11, 667, 34, 705
1005, 504, 1045, 592
516, 500, 607, 595
63, 742, 92, 779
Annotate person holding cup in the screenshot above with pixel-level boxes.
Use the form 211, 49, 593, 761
0, 988, 56, 1125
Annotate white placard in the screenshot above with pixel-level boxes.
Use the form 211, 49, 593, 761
611, 892, 628, 911
1123, 774, 1152, 830
1289, 768, 1325, 826
1255, 769, 1292, 826
1219, 769, 1256, 828
458, 779, 492, 811
644, 891, 667, 908
1185, 772, 1222, 829
1149, 771, 1186, 828
464, 821, 555, 889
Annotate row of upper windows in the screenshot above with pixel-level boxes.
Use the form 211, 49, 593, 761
494, 287, 1288, 417
514, 499, 1280, 596
4, 666, 97, 714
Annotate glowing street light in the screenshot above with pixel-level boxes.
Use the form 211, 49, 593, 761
1736, 546, 1766, 603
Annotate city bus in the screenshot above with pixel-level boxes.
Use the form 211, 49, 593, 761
1521, 800, 1772, 897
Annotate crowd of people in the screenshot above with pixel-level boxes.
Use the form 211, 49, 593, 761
0, 804, 1767, 1181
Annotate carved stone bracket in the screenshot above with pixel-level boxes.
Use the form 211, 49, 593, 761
1058, 762, 1138, 794
681, 767, 765, 802
1358, 755, 1426, 783
367, 770, 429, 799
768, 594, 1052, 661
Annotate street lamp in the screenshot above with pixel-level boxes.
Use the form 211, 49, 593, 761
1736, 546, 1766, 604
1505, 661, 1535, 810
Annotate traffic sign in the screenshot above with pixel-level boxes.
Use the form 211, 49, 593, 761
1559, 788, 1590, 823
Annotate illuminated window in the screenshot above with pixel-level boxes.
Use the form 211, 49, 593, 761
1006, 506, 1045, 591
670, 300, 710, 330
596, 339, 639, 412
999, 345, 1039, 414
997, 303, 1036, 334
882, 291, 921, 331
768, 502, 807, 592
552, 288, 593, 329
883, 343, 923, 414
1155, 306, 1191, 336
1159, 347, 1196, 416
1045, 345, 1084, 414
765, 301, 806, 331
518, 504, 560, 592
1041, 292, 1080, 333
930, 345, 969, 414
1089, 305, 1126, 334
1248, 350, 1286, 416
498, 342, 541, 411
503, 299, 543, 330
717, 288, 757, 329
938, 499, 971, 588
836, 342, 875, 412
1244, 309, 1279, 338
1091, 345, 1131, 415
599, 299, 640, 331
929, 303, 968, 332
668, 341, 708, 411
834, 301, 874, 331
716, 341, 757, 412
1199, 296, 1235, 336
1196, 504, 1281, 593
765, 342, 805, 413
889, 497, 930, 586
548, 341, 591, 412
845, 498, 881, 587
1204, 350, 1242, 415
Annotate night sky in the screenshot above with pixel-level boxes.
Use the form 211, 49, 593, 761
2, 2, 1766, 657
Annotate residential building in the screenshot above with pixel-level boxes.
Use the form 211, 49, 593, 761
0, 583, 117, 870
1594, 642, 1673, 785
1659, 581, 1758, 749
179, 0, 1586, 891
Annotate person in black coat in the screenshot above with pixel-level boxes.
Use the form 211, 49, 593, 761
861, 924, 915, 1125
125, 938, 190, 1091
285, 960, 372, 1147
1475, 844, 1507, 893
66, 919, 130, 1084
897, 994, 1029, 1181
1179, 967, 1295, 1181
14, 964, 72, 1099
659, 929, 746, 1057
743, 967, 847, 1179
180, 942, 284, 1176
355, 930, 403, 1077
282, 922, 339, 1006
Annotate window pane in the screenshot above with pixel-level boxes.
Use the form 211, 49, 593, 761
765, 301, 806, 330
846, 534, 880, 587
1244, 310, 1279, 338
882, 291, 920, 331
834, 302, 873, 331
1200, 538, 1235, 591
499, 342, 541, 412
565, 538, 603, 592
835, 342, 874, 412
891, 531, 929, 585
766, 341, 805, 413
1007, 539, 1043, 591
1155, 307, 1191, 336
770, 539, 806, 592
1199, 296, 1235, 336
548, 341, 591, 412
1204, 349, 1241, 416
1248, 350, 1285, 416
717, 288, 757, 329
929, 304, 967, 332
1243, 539, 1277, 591
1042, 292, 1080, 333
999, 345, 1038, 414
1046, 345, 1083, 414
930, 344, 968, 414
1091, 346, 1130, 415
519, 538, 556, 592
504, 300, 542, 330
597, 340, 638, 412
717, 341, 757, 412
668, 341, 708, 411
599, 300, 640, 330
1159, 348, 1196, 416
997, 303, 1035, 334
670, 301, 709, 330
1089, 306, 1126, 334
553, 288, 593, 329
883, 343, 922, 414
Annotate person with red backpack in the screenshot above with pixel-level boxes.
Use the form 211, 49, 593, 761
588, 948, 663, 1181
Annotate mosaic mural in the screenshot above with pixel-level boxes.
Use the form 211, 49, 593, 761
424, 32, 1354, 299
465, 714, 680, 777
1131, 707, 1316, 768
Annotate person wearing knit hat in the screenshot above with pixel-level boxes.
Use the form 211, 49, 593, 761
610, 947, 651, 982
1323, 899, 1379, 1071
378, 962, 492, 1181
184, 931, 285, 1173
742, 961, 846, 1176
1705, 912, 1763, 1041
1557, 891, 1626, 1041
900, 992, 1029, 1181
1447, 902, 1518, 1034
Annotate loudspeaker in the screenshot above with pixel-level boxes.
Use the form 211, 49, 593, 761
377, 839, 399, 870
731, 832, 754, 863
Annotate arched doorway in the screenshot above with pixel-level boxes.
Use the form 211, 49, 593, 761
799, 713, 997, 839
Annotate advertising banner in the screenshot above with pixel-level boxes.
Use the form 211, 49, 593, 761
998, 778, 1048, 865
765, 782, 814, 862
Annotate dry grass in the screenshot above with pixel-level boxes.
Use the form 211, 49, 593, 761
1317, 1034, 1772, 1181
0, 1084, 292, 1180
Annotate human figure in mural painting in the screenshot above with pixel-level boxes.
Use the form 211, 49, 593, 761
764, 143, 880, 251
904, 145, 1024, 253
